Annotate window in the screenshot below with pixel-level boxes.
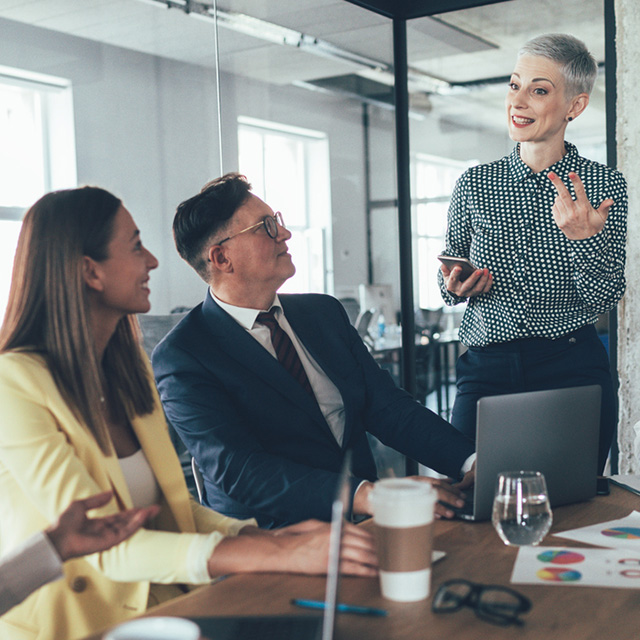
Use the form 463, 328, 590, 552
238, 117, 332, 295
0, 66, 76, 315
413, 153, 475, 310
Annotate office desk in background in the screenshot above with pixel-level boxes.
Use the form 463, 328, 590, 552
85, 485, 640, 640
371, 329, 462, 419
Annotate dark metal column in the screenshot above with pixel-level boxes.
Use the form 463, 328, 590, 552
362, 103, 374, 285
604, 0, 619, 474
392, 17, 418, 476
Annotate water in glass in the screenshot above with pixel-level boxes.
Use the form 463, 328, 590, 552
492, 471, 552, 546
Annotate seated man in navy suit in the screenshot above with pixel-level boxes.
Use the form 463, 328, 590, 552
152, 173, 475, 528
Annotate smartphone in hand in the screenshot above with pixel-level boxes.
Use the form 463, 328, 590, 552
437, 255, 478, 282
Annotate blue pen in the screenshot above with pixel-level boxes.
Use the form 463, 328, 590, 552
291, 598, 388, 617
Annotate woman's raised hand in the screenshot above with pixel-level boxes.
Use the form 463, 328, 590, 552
441, 263, 492, 299
548, 171, 613, 240
45, 492, 159, 561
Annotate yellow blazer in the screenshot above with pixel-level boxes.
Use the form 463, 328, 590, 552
0, 351, 251, 640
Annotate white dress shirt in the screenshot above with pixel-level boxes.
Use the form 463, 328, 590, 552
211, 290, 347, 446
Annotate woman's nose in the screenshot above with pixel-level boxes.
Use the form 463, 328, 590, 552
146, 248, 159, 270
511, 89, 527, 108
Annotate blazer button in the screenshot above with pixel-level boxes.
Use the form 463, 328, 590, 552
71, 577, 88, 593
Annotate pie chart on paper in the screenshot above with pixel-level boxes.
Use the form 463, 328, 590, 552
536, 567, 582, 582
536, 550, 585, 564
601, 527, 640, 540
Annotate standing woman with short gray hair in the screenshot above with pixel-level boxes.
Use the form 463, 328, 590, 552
438, 33, 627, 473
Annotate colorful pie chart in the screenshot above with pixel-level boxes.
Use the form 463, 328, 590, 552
536, 550, 585, 565
536, 567, 582, 582
601, 527, 640, 539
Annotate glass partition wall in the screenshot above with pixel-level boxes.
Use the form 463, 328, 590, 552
0, 0, 608, 475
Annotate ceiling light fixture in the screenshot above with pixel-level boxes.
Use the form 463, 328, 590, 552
135, 0, 453, 94
137, 0, 389, 71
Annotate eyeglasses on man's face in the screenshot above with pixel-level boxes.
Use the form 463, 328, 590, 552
432, 579, 532, 626
218, 211, 285, 245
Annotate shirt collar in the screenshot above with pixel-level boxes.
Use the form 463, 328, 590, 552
208, 287, 280, 330
508, 141, 579, 183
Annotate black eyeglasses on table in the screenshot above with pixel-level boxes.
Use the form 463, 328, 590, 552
432, 579, 532, 626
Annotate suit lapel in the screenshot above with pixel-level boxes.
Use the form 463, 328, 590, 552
202, 294, 335, 442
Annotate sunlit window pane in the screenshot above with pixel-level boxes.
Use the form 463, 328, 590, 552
264, 135, 307, 227
0, 70, 76, 321
0, 221, 22, 318
413, 154, 475, 309
416, 202, 448, 237
0, 85, 45, 207
238, 119, 331, 294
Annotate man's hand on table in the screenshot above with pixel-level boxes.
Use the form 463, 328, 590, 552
353, 471, 474, 520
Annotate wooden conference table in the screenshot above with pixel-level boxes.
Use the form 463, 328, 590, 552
86, 485, 640, 640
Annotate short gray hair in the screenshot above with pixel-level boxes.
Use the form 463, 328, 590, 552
519, 33, 597, 97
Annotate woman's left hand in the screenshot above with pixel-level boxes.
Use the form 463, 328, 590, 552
548, 171, 613, 240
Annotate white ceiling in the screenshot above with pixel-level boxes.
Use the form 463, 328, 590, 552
0, 0, 607, 135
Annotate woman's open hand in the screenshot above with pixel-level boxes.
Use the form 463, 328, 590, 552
441, 263, 492, 298
548, 171, 612, 240
46, 492, 159, 561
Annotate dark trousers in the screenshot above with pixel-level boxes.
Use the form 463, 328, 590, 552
451, 325, 615, 474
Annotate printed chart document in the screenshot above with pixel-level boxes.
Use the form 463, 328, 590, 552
511, 547, 640, 588
511, 512, 640, 588
554, 511, 640, 550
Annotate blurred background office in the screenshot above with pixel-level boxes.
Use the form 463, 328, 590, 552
0, 0, 638, 472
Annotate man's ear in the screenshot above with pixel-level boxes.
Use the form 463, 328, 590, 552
208, 245, 234, 274
82, 256, 104, 292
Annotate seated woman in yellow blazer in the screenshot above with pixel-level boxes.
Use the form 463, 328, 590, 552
0, 187, 377, 640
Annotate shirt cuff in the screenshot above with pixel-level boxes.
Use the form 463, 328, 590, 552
28, 531, 63, 583
1, 531, 63, 608
185, 532, 226, 584
351, 480, 370, 523
224, 517, 258, 536
461, 453, 476, 475
186, 518, 257, 584
568, 227, 608, 256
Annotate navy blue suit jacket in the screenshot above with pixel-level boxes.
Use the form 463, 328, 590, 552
152, 293, 474, 528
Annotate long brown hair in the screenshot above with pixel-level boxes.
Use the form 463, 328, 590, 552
0, 187, 155, 453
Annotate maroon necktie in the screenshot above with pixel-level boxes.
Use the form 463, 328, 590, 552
257, 310, 316, 398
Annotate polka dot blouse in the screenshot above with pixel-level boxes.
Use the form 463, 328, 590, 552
437, 142, 628, 347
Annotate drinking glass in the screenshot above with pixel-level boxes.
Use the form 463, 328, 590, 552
492, 471, 552, 546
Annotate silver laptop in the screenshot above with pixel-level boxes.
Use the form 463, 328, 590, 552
192, 452, 352, 640
458, 385, 601, 521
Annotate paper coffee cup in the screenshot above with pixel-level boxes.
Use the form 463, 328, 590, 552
370, 478, 437, 602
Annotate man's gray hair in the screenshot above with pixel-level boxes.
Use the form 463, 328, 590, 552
519, 33, 597, 97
